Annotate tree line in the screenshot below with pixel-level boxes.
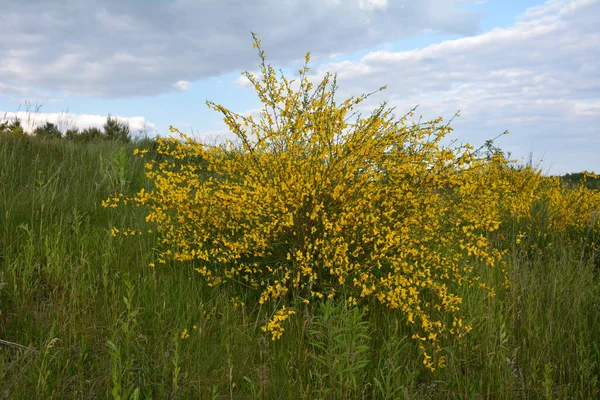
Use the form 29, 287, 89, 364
0, 114, 132, 143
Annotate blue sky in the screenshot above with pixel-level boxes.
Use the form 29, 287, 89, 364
1, 0, 598, 174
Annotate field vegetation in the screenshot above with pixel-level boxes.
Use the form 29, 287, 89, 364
1, 34, 600, 399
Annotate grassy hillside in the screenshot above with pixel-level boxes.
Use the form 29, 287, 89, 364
0, 131, 599, 399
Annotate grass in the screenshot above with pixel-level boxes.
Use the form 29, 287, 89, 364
1, 132, 599, 399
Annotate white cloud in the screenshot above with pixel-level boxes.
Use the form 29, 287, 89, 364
190, 128, 239, 146
573, 101, 600, 116
174, 80, 191, 91
359, 0, 389, 11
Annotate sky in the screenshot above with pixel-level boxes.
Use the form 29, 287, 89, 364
0, 0, 598, 175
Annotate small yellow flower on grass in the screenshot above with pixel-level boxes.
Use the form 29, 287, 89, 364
180, 329, 190, 340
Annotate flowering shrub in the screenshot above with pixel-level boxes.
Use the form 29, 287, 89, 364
103, 33, 600, 371
469, 157, 600, 255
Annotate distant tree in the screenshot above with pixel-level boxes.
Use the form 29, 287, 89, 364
77, 127, 106, 143
560, 172, 600, 191
65, 128, 80, 141
103, 114, 131, 142
34, 122, 62, 139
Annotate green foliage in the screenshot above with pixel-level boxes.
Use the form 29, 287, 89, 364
99, 147, 131, 193
104, 114, 131, 143
307, 299, 371, 398
106, 276, 145, 399
80, 126, 107, 142
65, 127, 80, 140
64, 126, 108, 143
34, 122, 62, 140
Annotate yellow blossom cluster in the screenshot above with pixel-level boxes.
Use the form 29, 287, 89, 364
464, 155, 600, 256
133, 148, 149, 158
261, 306, 296, 340
109, 227, 144, 237
104, 34, 600, 371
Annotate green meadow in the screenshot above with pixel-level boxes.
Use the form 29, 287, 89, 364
1, 130, 599, 399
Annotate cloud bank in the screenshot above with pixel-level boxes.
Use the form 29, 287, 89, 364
0, 0, 482, 98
